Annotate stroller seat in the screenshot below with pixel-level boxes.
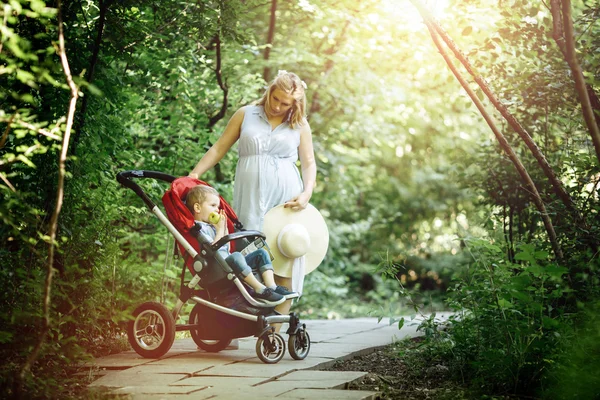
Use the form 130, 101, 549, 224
162, 175, 284, 308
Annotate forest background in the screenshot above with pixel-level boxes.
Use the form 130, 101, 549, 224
1, 0, 599, 398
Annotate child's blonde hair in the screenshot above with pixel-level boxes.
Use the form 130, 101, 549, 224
186, 185, 219, 214
257, 70, 307, 129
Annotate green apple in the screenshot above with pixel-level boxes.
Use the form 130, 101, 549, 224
208, 211, 221, 224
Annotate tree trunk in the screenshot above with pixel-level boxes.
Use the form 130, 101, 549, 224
71, 0, 111, 156
418, 16, 564, 261
14, 1, 79, 395
410, 0, 582, 226
551, 0, 600, 163
262, 0, 277, 83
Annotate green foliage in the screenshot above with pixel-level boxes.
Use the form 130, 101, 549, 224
542, 301, 600, 399
1, 0, 600, 397
385, 237, 598, 397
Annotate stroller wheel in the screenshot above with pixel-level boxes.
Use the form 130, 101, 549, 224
256, 331, 285, 364
288, 328, 311, 360
189, 304, 232, 352
128, 302, 175, 358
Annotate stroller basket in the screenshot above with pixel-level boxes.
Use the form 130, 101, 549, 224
116, 170, 311, 364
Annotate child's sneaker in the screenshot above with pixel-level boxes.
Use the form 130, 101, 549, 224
273, 285, 300, 299
254, 287, 284, 302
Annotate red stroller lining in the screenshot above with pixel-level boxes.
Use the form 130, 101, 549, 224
161, 176, 240, 274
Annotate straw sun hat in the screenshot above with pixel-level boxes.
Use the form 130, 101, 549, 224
263, 204, 329, 278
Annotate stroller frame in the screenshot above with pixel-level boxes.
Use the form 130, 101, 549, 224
117, 170, 310, 364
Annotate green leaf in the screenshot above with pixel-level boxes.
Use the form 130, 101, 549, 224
498, 299, 514, 309
462, 26, 473, 36
397, 317, 405, 330
542, 316, 559, 328
525, 265, 544, 277
545, 265, 568, 280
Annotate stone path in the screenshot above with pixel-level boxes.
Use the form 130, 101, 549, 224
87, 313, 452, 399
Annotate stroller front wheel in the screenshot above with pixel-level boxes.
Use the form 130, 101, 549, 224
256, 331, 285, 364
127, 301, 175, 359
288, 328, 311, 360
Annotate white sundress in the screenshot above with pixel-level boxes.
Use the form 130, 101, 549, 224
233, 105, 304, 232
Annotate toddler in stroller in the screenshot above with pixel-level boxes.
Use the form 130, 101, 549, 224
117, 170, 310, 364
184, 184, 298, 303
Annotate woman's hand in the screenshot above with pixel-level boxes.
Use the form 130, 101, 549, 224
188, 173, 199, 179
284, 191, 311, 211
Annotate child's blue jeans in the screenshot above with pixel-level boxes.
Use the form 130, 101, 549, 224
225, 248, 273, 278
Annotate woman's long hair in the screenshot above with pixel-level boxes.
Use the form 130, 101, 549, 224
257, 71, 307, 129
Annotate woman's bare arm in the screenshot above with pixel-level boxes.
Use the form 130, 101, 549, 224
284, 121, 316, 210
189, 107, 245, 178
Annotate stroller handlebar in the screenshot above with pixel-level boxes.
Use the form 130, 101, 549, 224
210, 230, 266, 252
116, 170, 177, 209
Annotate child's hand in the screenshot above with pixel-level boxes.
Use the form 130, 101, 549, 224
216, 209, 227, 230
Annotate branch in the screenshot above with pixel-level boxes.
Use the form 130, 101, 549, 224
15, 120, 62, 141
410, 0, 583, 226
208, 33, 228, 129
71, 0, 110, 156
413, 5, 563, 261
15, 0, 79, 393
550, 0, 567, 55
122, 3, 188, 51
560, 0, 600, 164
0, 143, 42, 171
309, 18, 353, 114
0, 172, 16, 191
0, 5, 8, 56
0, 113, 15, 148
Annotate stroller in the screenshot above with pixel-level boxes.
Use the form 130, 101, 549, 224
116, 170, 310, 364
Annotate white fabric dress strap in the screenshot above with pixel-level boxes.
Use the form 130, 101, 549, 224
291, 256, 305, 295
277, 224, 306, 295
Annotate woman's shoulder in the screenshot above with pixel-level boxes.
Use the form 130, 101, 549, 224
240, 104, 263, 112
236, 105, 263, 120
298, 117, 311, 132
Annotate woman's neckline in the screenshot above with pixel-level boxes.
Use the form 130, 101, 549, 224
261, 105, 287, 131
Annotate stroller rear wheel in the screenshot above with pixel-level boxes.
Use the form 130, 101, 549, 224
189, 303, 232, 352
288, 328, 311, 360
128, 301, 175, 358
256, 331, 285, 364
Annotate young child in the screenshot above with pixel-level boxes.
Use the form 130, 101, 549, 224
186, 185, 297, 303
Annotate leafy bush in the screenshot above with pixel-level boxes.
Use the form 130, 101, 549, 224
389, 238, 585, 397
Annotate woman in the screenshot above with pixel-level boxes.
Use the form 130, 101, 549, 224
189, 70, 316, 327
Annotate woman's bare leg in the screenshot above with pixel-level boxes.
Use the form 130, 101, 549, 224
273, 275, 293, 333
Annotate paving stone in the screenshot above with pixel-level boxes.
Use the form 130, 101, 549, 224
87, 316, 448, 398
170, 376, 265, 388
307, 342, 374, 359
255, 378, 353, 392
110, 385, 207, 395
278, 388, 380, 400
83, 352, 154, 369
127, 394, 210, 400
147, 350, 254, 365
193, 359, 300, 378
196, 385, 293, 399
89, 371, 188, 388
323, 331, 402, 346
124, 363, 212, 375
276, 371, 367, 382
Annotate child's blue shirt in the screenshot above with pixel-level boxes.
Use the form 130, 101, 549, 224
196, 220, 230, 260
